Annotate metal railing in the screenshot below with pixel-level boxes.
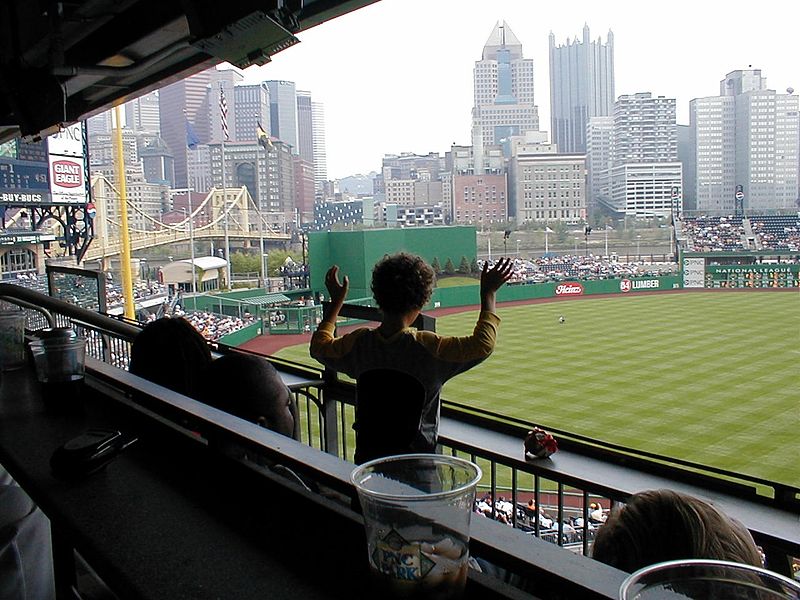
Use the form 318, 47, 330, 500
2, 282, 798, 578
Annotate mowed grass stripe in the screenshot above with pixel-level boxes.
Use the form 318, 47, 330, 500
275, 292, 799, 487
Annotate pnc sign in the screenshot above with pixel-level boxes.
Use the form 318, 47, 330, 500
554, 282, 584, 296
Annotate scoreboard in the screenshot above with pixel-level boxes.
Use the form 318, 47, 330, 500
0, 123, 88, 205
0, 138, 50, 203
705, 264, 799, 289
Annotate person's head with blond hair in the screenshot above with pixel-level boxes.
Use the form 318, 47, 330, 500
592, 489, 761, 572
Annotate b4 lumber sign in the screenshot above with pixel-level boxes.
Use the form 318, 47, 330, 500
619, 278, 659, 292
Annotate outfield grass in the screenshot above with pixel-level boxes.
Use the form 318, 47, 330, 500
275, 291, 799, 487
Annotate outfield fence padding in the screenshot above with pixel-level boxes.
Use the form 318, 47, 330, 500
429, 276, 682, 310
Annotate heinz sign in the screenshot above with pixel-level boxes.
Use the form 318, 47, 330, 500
554, 282, 584, 296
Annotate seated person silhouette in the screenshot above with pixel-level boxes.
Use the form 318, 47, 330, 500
0, 466, 55, 600
592, 489, 762, 572
198, 353, 313, 491
310, 252, 513, 463
129, 317, 211, 398
197, 353, 295, 438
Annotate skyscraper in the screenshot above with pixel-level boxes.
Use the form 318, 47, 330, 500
586, 116, 613, 208
159, 69, 212, 188
233, 83, 270, 143
296, 90, 314, 165
472, 22, 539, 148
689, 69, 799, 212
612, 93, 677, 166
124, 91, 160, 135
311, 101, 328, 190
266, 80, 298, 153
606, 93, 682, 216
549, 25, 615, 154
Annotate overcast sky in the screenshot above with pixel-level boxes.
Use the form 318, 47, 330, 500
239, 0, 797, 179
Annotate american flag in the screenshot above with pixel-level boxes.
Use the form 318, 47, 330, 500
219, 85, 229, 142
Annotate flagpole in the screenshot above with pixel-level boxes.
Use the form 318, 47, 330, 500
184, 113, 198, 298
256, 123, 271, 289
188, 182, 196, 296
220, 83, 232, 291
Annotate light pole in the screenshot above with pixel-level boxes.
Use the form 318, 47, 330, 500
516, 239, 521, 257
604, 225, 610, 256
636, 235, 642, 259
173, 189, 196, 295
574, 237, 579, 254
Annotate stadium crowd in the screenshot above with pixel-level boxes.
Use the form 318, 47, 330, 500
481, 255, 676, 285
106, 281, 167, 308
172, 308, 257, 341
749, 215, 800, 252
681, 215, 747, 252
473, 494, 608, 547
681, 214, 800, 253
4, 272, 168, 308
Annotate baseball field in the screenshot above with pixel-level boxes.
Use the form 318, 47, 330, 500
274, 291, 799, 488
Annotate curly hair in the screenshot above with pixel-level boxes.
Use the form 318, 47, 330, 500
592, 489, 762, 572
371, 252, 435, 315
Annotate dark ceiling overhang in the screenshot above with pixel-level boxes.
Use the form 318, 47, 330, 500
0, 0, 378, 143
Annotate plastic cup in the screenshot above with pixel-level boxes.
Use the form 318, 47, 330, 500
351, 454, 482, 600
619, 559, 800, 600
0, 310, 27, 371
28, 337, 87, 408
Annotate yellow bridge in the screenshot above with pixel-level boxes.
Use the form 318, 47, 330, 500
83, 225, 290, 262
85, 182, 292, 262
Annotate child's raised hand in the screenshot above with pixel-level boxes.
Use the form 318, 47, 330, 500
325, 265, 349, 306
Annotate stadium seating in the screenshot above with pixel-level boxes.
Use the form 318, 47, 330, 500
750, 215, 800, 251
681, 215, 747, 251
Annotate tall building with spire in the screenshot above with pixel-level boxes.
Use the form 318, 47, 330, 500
472, 22, 539, 149
549, 25, 615, 154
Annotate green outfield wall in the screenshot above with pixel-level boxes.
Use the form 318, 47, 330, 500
218, 321, 263, 346
308, 227, 477, 298
426, 275, 682, 310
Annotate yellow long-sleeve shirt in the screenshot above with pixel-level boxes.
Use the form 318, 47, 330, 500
309, 311, 500, 450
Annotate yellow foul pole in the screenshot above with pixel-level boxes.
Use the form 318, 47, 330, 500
113, 104, 135, 320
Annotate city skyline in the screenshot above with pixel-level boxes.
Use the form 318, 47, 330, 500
239, 0, 798, 179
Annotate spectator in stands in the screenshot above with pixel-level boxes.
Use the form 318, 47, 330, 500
592, 489, 761, 572
198, 353, 295, 438
310, 252, 513, 458
589, 502, 607, 523
129, 317, 211, 398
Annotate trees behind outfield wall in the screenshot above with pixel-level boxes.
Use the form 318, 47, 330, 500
230, 250, 303, 277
